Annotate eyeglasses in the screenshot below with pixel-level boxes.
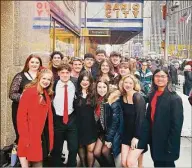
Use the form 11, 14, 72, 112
154, 75, 167, 79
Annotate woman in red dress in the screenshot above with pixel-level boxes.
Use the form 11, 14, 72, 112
17, 68, 54, 167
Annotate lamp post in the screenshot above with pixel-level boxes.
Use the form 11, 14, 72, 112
164, 0, 169, 62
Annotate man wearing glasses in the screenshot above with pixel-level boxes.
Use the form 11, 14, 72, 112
135, 61, 153, 95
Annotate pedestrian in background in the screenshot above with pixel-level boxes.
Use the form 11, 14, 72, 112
9, 54, 42, 146
183, 65, 192, 96
139, 68, 183, 167
17, 68, 54, 168
135, 61, 153, 95
169, 62, 179, 90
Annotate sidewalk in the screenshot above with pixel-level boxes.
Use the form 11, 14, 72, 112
142, 137, 192, 167
68, 137, 192, 167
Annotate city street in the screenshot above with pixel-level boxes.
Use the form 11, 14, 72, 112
1, 1, 192, 167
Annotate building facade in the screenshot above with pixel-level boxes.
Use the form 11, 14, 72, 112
150, 1, 192, 59
1, 1, 81, 148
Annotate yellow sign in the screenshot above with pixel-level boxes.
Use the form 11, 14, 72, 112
105, 2, 140, 18
168, 44, 192, 56
81, 28, 111, 37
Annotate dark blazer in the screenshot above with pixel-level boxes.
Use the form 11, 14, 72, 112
104, 99, 123, 158
91, 62, 100, 80
139, 88, 184, 161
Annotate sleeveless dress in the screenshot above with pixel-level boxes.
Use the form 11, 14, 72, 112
76, 96, 97, 145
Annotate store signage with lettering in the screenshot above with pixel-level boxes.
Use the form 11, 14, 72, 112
89, 30, 110, 36
105, 2, 140, 18
35, 1, 50, 17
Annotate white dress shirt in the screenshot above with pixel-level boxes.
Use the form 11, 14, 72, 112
53, 80, 75, 116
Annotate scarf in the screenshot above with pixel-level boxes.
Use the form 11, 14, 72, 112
151, 90, 163, 123
95, 96, 104, 117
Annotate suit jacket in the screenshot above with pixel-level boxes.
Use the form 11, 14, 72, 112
139, 88, 184, 161
17, 86, 54, 161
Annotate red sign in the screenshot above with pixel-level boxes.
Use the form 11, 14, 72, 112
35, 1, 50, 17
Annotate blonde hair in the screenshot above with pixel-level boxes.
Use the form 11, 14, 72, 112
119, 74, 141, 96
25, 68, 54, 96
108, 89, 121, 104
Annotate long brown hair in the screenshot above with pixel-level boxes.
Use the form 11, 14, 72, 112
94, 79, 110, 106
76, 70, 94, 106
96, 59, 114, 82
25, 68, 54, 96
22, 54, 42, 72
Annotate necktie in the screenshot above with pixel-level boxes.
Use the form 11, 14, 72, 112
63, 84, 68, 124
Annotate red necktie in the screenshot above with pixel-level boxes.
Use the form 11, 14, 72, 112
63, 85, 68, 124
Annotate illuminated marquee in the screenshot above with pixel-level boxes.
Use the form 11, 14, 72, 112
105, 2, 140, 18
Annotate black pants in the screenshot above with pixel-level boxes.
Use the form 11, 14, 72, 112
51, 113, 78, 167
12, 102, 19, 144
154, 161, 175, 167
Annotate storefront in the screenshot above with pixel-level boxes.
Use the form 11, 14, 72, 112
48, 1, 81, 57
1, 1, 81, 148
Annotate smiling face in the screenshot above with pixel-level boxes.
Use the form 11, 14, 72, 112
84, 58, 94, 69
39, 72, 53, 88
28, 57, 41, 71
72, 60, 83, 73
97, 81, 108, 97
142, 62, 148, 71
52, 54, 62, 67
123, 77, 134, 92
58, 69, 71, 83
154, 71, 168, 88
80, 76, 90, 90
110, 55, 121, 67
95, 53, 105, 63
101, 61, 110, 74
119, 66, 130, 77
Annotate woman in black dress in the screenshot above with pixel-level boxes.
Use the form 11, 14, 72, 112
9, 54, 42, 145
74, 71, 97, 167
119, 74, 147, 168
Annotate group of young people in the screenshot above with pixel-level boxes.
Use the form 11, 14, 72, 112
9, 50, 184, 167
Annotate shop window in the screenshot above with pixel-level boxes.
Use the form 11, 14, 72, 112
50, 19, 79, 57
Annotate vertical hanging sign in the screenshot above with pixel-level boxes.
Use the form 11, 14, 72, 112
33, 1, 50, 29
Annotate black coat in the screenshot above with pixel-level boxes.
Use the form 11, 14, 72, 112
103, 99, 123, 158
139, 88, 184, 162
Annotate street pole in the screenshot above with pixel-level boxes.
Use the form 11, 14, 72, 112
188, 17, 191, 59
164, 0, 169, 62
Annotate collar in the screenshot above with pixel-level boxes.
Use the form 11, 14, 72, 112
58, 80, 72, 87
